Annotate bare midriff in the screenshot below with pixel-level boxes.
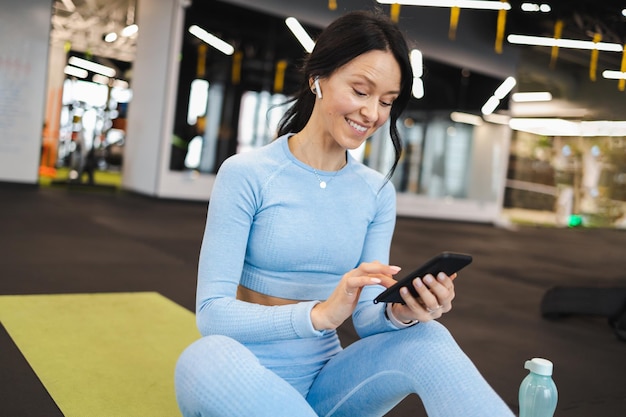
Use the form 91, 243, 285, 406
237, 285, 301, 306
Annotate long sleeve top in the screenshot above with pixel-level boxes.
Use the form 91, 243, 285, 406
195, 134, 402, 343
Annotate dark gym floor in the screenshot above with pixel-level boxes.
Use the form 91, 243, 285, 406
1, 185, 624, 416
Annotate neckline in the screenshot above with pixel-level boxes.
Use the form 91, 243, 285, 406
282, 133, 351, 176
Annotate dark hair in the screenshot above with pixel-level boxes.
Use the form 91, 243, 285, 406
277, 9, 413, 180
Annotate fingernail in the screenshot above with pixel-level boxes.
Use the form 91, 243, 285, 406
390, 265, 402, 272
423, 275, 434, 284
371, 278, 381, 284
437, 272, 446, 281
400, 287, 409, 295
413, 278, 423, 288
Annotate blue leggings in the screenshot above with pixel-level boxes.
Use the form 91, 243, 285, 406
175, 321, 514, 417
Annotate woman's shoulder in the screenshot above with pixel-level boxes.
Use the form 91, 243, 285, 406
221, 136, 286, 168
348, 156, 395, 197
216, 136, 290, 186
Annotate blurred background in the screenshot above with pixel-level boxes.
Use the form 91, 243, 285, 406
1, 0, 621, 228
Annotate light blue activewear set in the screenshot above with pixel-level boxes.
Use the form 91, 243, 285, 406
174, 134, 514, 416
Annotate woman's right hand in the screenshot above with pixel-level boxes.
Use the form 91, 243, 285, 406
310, 261, 401, 331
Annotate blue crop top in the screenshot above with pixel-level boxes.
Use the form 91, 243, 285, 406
195, 134, 402, 343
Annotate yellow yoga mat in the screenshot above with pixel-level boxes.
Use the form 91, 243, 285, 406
0, 292, 200, 417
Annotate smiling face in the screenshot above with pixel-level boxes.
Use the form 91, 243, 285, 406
309, 49, 402, 151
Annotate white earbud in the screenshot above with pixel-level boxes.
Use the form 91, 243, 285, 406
314, 77, 323, 99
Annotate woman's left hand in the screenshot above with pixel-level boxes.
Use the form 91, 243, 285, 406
389, 272, 457, 323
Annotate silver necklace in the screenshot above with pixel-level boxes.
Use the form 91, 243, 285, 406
292, 134, 344, 189
311, 167, 340, 189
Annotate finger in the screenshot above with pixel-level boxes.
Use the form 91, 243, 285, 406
344, 276, 382, 296
413, 279, 443, 313
352, 262, 402, 278
398, 285, 436, 322
424, 273, 455, 312
435, 272, 455, 291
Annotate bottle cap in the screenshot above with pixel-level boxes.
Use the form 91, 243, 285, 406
524, 358, 553, 376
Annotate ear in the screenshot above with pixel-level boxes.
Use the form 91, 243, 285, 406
311, 77, 323, 99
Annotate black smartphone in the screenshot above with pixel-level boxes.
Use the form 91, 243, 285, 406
373, 252, 473, 304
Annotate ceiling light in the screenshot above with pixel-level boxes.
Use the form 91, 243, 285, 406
410, 49, 423, 77
509, 118, 626, 137
493, 76, 516, 99
104, 32, 118, 43
64, 65, 87, 78
450, 111, 483, 126
483, 113, 510, 124
68, 56, 116, 77
412, 78, 424, 99
410, 49, 424, 99
511, 92, 552, 102
481, 96, 500, 115
376, 0, 511, 11
481, 76, 515, 115
188, 25, 235, 55
92, 74, 110, 85
521, 3, 550, 12
112, 79, 129, 89
121, 24, 138, 37
539, 4, 551, 12
508, 34, 623, 52
521, 3, 539, 12
285, 17, 315, 53
602, 70, 626, 80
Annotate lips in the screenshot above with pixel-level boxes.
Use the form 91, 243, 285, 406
346, 118, 368, 133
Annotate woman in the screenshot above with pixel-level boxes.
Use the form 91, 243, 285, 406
175, 10, 514, 417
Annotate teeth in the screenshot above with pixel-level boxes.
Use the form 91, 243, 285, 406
347, 119, 367, 132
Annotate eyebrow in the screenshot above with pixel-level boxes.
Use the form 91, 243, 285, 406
353, 74, 401, 96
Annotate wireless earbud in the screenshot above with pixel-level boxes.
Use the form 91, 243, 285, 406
314, 77, 323, 99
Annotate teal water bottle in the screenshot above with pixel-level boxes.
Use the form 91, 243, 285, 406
518, 358, 558, 417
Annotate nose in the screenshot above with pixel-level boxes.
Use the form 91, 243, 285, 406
360, 98, 379, 123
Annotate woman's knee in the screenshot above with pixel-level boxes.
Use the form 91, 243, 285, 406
175, 334, 259, 394
176, 335, 255, 379
384, 321, 464, 364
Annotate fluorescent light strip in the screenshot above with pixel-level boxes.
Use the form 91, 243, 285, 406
481, 96, 500, 115
67, 56, 116, 77
521, 3, 551, 12
483, 113, 510, 125
92, 74, 110, 85
285, 17, 315, 53
450, 111, 483, 126
481, 76, 516, 115
510, 118, 626, 137
493, 76, 516, 99
410, 49, 423, 78
64, 65, 88, 78
511, 92, 552, 102
377, 0, 511, 11
104, 32, 118, 43
508, 34, 623, 52
121, 24, 138, 37
602, 70, 626, 80
412, 78, 424, 99
188, 25, 235, 55
410, 49, 424, 98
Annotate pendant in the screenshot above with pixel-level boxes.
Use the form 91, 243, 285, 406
319, 181, 327, 189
